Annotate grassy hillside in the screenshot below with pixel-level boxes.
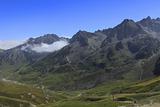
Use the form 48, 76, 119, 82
1, 76, 160, 107
0, 80, 68, 107
39, 100, 128, 107
40, 77, 160, 107
110, 76, 160, 105
114, 76, 160, 93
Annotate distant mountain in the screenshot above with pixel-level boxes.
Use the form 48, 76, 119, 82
26, 34, 68, 45
3, 17, 160, 91
0, 34, 69, 77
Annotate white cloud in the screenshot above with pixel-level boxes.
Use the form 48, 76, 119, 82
22, 40, 69, 53
0, 40, 24, 50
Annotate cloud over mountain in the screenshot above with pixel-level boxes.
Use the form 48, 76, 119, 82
22, 40, 69, 53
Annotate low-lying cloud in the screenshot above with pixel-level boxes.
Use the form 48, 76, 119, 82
22, 40, 69, 53
0, 40, 24, 50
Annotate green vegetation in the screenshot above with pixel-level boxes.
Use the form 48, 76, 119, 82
39, 100, 128, 107
0, 80, 68, 107
0, 96, 31, 107
1, 76, 160, 107
83, 80, 132, 96
115, 76, 160, 93
0, 79, 133, 107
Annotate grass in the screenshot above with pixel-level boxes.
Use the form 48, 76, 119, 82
0, 96, 31, 107
0, 80, 46, 104
1, 75, 160, 107
115, 76, 160, 93
37, 80, 134, 107
40, 77, 160, 107
0, 80, 69, 106
38, 99, 129, 107
83, 80, 132, 96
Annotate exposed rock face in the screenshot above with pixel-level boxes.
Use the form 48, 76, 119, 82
138, 16, 160, 32
115, 42, 124, 51
153, 58, 160, 75
27, 34, 66, 45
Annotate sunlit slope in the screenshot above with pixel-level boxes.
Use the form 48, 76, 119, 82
116, 76, 160, 93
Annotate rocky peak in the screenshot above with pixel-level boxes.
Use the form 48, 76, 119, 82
121, 19, 135, 25
70, 31, 94, 46
111, 19, 144, 40
27, 34, 62, 45
156, 17, 160, 21
73, 30, 93, 38
138, 16, 160, 32
138, 16, 153, 26
145, 16, 152, 21
117, 19, 138, 29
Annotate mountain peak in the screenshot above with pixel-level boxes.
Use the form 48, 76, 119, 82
76, 30, 90, 35
71, 30, 92, 39
156, 17, 160, 21
122, 19, 134, 22
143, 16, 152, 22
138, 16, 153, 26
27, 34, 62, 45
70, 30, 94, 46
146, 16, 152, 20
138, 17, 160, 32
42, 34, 59, 38
120, 19, 135, 25
117, 19, 137, 30
110, 19, 145, 40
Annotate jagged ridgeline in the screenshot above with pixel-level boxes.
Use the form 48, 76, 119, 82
1, 17, 160, 91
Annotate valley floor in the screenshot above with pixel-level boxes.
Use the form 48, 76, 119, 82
1, 77, 160, 107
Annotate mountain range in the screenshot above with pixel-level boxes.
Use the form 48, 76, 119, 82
1, 16, 160, 91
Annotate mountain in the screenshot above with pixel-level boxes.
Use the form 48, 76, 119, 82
18, 30, 107, 89
0, 34, 69, 78
15, 17, 160, 90
2, 16, 160, 91
2, 17, 160, 107
82, 17, 160, 80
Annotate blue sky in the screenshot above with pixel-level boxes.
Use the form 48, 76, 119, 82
0, 0, 160, 40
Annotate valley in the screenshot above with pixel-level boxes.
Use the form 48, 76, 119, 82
1, 76, 160, 107
1, 17, 160, 107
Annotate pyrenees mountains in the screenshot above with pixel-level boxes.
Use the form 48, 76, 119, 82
1, 16, 160, 90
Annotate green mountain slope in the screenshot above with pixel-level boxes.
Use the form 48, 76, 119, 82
115, 76, 160, 93
0, 80, 69, 107
1, 76, 160, 107
37, 77, 160, 107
